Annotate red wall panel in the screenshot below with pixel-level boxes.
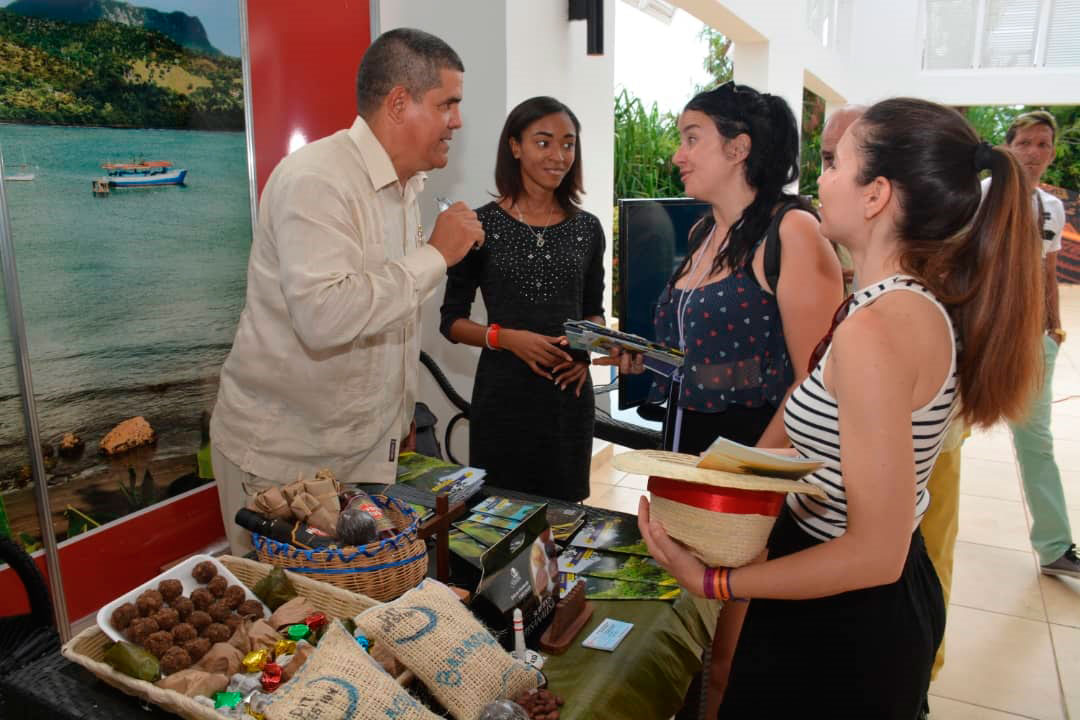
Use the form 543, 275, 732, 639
247, 1, 372, 196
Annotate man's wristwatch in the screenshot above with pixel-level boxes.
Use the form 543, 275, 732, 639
1049, 328, 1067, 342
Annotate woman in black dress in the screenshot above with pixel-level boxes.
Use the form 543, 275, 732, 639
439, 96, 605, 502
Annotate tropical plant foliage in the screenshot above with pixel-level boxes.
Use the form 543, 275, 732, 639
0, 9, 243, 129
961, 105, 1080, 191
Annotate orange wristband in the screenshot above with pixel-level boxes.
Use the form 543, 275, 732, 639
486, 323, 502, 350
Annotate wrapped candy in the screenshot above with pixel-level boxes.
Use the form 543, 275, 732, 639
214, 691, 244, 709
104, 641, 160, 682
285, 624, 311, 642
226, 671, 263, 697
242, 649, 271, 673
252, 567, 297, 612
273, 639, 297, 658
476, 700, 530, 720
260, 662, 283, 692
303, 613, 328, 633
354, 633, 370, 651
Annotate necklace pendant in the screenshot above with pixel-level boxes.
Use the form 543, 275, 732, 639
536, 237, 545, 248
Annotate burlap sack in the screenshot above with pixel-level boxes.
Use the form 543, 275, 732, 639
155, 668, 229, 697
262, 621, 438, 720
281, 640, 315, 683
267, 596, 316, 632
281, 478, 306, 506
247, 486, 292, 520
356, 580, 543, 720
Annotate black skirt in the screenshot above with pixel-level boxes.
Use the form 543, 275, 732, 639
718, 509, 945, 720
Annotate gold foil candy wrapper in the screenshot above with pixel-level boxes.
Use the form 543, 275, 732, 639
241, 649, 270, 673
273, 639, 296, 658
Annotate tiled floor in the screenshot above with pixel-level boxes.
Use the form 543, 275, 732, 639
587, 285, 1080, 720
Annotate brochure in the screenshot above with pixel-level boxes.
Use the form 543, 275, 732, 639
560, 573, 681, 601
396, 452, 486, 504
558, 547, 678, 586
453, 519, 510, 547
564, 319, 684, 377
465, 512, 521, 531
472, 496, 541, 522
697, 435, 824, 479
570, 515, 650, 557
546, 504, 587, 544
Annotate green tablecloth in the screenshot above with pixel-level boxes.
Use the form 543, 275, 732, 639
543, 593, 719, 720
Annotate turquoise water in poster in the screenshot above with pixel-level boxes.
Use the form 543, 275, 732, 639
0, 122, 251, 477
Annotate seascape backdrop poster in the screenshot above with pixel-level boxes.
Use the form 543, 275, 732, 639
0, 0, 251, 550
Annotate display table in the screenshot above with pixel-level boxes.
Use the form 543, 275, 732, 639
544, 593, 715, 720
0, 497, 718, 720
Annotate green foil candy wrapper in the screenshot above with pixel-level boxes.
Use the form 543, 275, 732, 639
103, 641, 161, 682
252, 567, 297, 611
214, 691, 244, 709
285, 624, 311, 642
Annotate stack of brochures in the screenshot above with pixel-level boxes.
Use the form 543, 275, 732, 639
563, 319, 684, 376
558, 515, 681, 601
395, 451, 486, 507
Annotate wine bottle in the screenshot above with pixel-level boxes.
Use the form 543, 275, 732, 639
234, 508, 337, 549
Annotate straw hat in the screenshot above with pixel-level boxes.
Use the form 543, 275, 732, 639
613, 450, 827, 568
612, 450, 827, 498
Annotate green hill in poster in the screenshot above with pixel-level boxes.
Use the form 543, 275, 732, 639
0, 2, 243, 129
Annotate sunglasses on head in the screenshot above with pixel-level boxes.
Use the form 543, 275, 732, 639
807, 294, 855, 374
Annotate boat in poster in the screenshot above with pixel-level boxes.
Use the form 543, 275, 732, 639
101, 160, 188, 187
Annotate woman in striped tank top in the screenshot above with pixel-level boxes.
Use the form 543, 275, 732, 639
639, 99, 1047, 718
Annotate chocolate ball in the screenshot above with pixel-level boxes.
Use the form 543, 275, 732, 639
188, 610, 212, 632
136, 590, 163, 617
144, 630, 174, 659
223, 585, 246, 610
157, 579, 183, 603
191, 561, 217, 584
236, 599, 265, 620
110, 602, 138, 631
223, 614, 243, 634
128, 617, 159, 645
151, 607, 179, 632
206, 575, 227, 598
182, 637, 211, 663
170, 596, 194, 620
171, 622, 197, 643
207, 600, 231, 623
202, 622, 231, 643
159, 646, 192, 675
190, 587, 214, 611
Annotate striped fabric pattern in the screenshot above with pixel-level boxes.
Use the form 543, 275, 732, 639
784, 275, 960, 541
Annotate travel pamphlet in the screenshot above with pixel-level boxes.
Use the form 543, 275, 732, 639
697, 435, 824, 479
570, 515, 651, 557
560, 573, 681, 601
464, 512, 522, 531
563, 319, 684, 377
395, 451, 486, 504
557, 547, 678, 586
453, 519, 510, 547
472, 496, 540, 521
546, 503, 587, 544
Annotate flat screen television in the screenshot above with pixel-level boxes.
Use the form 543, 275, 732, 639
616, 198, 710, 410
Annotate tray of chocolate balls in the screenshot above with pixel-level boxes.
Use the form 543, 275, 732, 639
96, 554, 267, 673
61, 554, 385, 720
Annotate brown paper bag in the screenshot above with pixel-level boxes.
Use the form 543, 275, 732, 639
289, 491, 337, 535
195, 642, 243, 677
267, 596, 316, 632
263, 621, 438, 720
356, 580, 542, 720
155, 668, 229, 698
247, 486, 292, 520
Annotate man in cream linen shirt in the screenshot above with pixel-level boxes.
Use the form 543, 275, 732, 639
211, 28, 483, 552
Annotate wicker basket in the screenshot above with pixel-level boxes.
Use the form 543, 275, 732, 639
60, 555, 393, 720
253, 494, 427, 602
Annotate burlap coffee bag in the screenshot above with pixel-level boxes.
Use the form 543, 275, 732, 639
356, 580, 542, 720
262, 621, 437, 720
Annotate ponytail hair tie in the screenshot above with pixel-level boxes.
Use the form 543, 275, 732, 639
973, 141, 995, 172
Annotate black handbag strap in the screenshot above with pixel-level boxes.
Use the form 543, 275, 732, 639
763, 201, 805, 294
